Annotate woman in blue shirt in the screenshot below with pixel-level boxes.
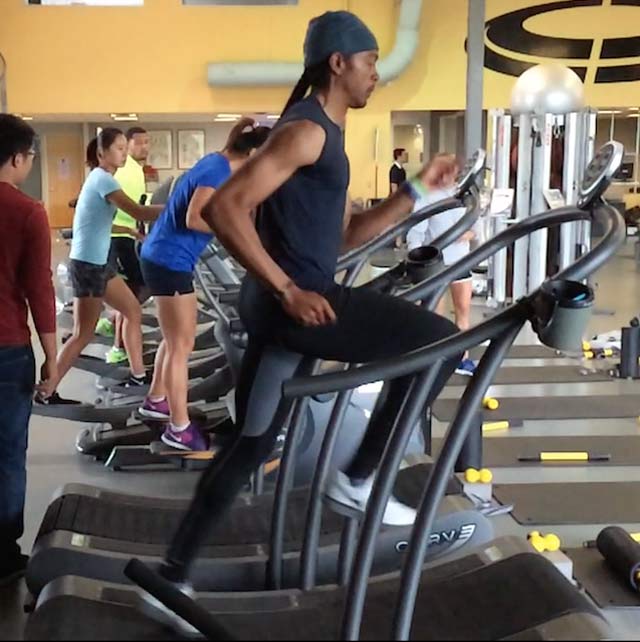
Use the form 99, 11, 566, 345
139, 119, 270, 452
38, 128, 162, 403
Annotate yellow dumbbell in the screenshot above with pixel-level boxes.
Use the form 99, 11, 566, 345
582, 340, 591, 352
528, 531, 561, 553
464, 468, 493, 484
583, 351, 594, 360
483, 397, 500, 411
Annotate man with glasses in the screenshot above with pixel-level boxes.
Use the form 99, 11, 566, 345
0, 114, 57, 585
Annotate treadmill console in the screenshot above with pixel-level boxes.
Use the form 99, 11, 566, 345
578, 141, 624, 209
455, 149, 486, 198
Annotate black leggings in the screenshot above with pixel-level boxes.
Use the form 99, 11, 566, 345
162, 282, 460, 581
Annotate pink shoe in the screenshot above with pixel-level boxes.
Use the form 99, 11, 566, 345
161, 423, 208, 452
138, 397, 171, 421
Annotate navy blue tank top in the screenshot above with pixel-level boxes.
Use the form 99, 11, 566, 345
257, 95, 350, 292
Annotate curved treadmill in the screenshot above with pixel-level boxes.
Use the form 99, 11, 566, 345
28, 465, 490, 594
25, 537, 609, 641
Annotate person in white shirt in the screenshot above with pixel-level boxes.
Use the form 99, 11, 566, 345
406, 167, 478, 376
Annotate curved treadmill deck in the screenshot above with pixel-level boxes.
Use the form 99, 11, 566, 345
25, 538, 609, 641
28, 463, 471, 594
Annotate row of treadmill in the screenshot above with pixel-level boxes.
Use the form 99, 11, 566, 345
22, 142, 638, 640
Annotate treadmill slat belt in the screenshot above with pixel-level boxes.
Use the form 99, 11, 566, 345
37, 464, 459, 547
25, 553, 602, 641
433, 435, 640, 467
469, 345, 568, 360
448, 365, 611, 387
494, 481, 640, 525
433, 395, 640, 422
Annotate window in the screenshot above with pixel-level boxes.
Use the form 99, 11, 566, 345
596, 109, 640, 187
27, 1, 143, 6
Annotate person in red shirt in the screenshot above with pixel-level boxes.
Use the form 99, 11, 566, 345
0, 114, 57, 585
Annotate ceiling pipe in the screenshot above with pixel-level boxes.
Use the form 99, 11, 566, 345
207, 0, 423, 87
0, 54, 7, 113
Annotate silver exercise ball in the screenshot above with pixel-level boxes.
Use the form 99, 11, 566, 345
510, 63, 585, 116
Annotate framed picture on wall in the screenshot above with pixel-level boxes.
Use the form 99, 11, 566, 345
148, 130, 173, 169
178, 130, 206, 169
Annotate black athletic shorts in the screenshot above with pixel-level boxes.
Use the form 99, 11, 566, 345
140, 259, 195, 297
453, 271, 473, 283
108, 237, 145, 289
69, 259, 117, 298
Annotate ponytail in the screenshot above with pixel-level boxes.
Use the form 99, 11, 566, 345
281, 59, 334, 117
86, 138, 99, 169
282, 69, 311, 116
229, 126, 271, 156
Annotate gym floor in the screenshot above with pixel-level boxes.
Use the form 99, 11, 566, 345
3, 234, 640, 641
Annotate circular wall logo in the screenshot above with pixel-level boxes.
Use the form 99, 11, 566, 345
483, 0, 640, 83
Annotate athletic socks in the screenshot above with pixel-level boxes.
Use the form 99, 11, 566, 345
149, 395, 166, 404
127, 372, 148, 387
171, 422, 191, 433
34, 391, 81, 406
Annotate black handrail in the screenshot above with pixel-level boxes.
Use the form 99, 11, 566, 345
337, 147, 486, 274
429, 189, 481, 252
283, 201, 623, 639
266, 176, 484, 589
336, 197, 462, 273
359, 190, 480, 294
266, 358, 318, 590
341, 365, 442, 640
299, 382, 353, 590
124, 559, 234, 641
282, 204, 623, 400
402, 205, 589, 303
390, 322, 524, 640
299, 191, 482, 590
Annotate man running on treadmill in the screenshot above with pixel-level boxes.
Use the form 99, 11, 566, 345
143, 11, 461, 630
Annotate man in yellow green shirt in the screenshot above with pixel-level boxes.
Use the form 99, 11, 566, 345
98, 127, 151, 364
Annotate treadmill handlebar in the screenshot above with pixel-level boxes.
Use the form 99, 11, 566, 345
360, 193, 480, 295
429, 191, 480, 252
124, 559, 235, 641
402, 205, 590, 303
283, 203, 624, 399
336, 196, 465, 273
556, 201, 625, 284
336, 147, 486, 274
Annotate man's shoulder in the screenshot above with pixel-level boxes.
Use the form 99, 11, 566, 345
0, 184, 44, 216
193, 153, 226, 172
191, 153, 231, 182
117, 155, 144, 176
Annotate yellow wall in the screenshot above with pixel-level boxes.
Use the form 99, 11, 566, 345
3, 0, 640, 197
0, 0, 397, 114
4, 0, 640, 114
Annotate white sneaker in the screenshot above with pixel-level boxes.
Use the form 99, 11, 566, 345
326, 471, 417, 527
138, 582, 200, 638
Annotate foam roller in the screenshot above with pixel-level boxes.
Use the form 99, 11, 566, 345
596, 526, 640, 591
